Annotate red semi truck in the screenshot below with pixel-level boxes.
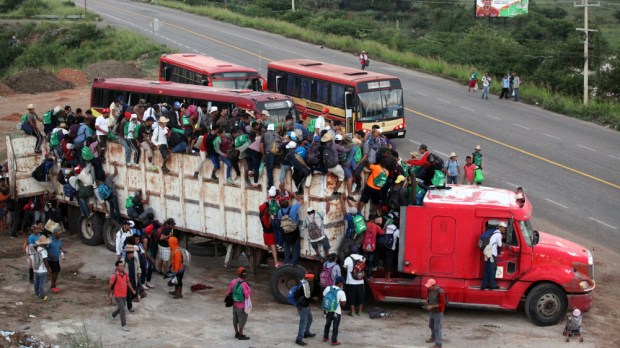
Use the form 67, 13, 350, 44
367, 185, 595, 326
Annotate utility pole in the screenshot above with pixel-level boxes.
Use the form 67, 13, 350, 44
575, 0, 600, 105
292, 0, 295, 12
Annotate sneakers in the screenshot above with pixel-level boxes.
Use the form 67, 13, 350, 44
238, 335, 250, 340
211, 174, 219, 180
226, 177, 234, 184
40, 296, 48, 301
323, 338, 329, 342
331, 342, 341, 346
303, 333, 316, 338
108, 314, 114, 323
425, 338, 435, 343
121, 326, 129, 332
295, 339, 307, 346
145, 282, 155, 289
128, 308, 135, 313
162, 166, 170, 174
248, 171, 254, 177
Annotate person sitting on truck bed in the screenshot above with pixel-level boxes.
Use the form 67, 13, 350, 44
481, 222, 506, 290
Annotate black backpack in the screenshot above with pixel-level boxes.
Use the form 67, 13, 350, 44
32, 162, 47, 182
306, 142, 321, 167
427, 153, 445, 170
322, 145, 339, 168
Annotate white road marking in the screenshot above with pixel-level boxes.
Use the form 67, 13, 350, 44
545, 199, 569, 209
542, 133, 560, 140
460, 106, 475, 112
588, 217, 617, 230
577, 144, 596, 152
504, 181, 519, 188
416, 92, 429, 96
608, 155, 620, 161
435, 151, 448, 157
512, 123, 530, 130
484, 114, 501, 120
436, 98, 451, 104
407, 139, 421, 145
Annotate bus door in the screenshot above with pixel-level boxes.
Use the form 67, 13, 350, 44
344, 91, 354, 135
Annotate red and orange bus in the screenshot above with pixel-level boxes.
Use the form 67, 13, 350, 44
91, 78, 294, 123
267, 59, 406, 138
159, 53, 265, 91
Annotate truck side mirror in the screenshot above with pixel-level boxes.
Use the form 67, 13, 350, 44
532, 230, 540, 245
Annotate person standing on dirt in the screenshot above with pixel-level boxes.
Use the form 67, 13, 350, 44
21, 104, 44, 154
227, 267, 252, 341
122, 244, 141, 313
47, 227, 66, 292
115, 220, 134, 260
294, 278, 315, 346
107, 260, 137, 332
31, 235, 51, 301
169, 235, 185, 299
157, 218, 175, 277
27, 223, 43, 284
423, 278, 446, 348
322, 276, 346, 346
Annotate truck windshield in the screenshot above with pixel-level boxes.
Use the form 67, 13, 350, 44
357, 89, 403, 121
519, 220, 534, 247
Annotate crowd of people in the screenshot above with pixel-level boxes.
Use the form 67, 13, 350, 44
468, 68, 522, 102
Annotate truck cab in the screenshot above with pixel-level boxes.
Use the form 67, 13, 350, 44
367, 185, 595, 326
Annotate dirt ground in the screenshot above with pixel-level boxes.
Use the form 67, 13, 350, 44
0, 78, 618, 348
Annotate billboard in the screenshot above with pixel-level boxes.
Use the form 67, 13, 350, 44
475, 0, 529, 17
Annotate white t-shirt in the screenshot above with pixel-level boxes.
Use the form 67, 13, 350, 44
314, 116, 325, 134
95, 116, 110, 136
151, 126, 169, 146
490, 230, 503, 257
322, 285, 347, 315
343, 254, 365, 285
386, 225, 400, 251
33, 247, 48, 273
127, 122, 137, 139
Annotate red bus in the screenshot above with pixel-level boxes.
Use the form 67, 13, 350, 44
159, 53, 265, 91
267, 59, 406, 138
91, 78, 294, 123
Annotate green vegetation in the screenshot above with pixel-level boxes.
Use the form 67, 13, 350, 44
148, 0, 619, 129
0, 0, 97, 19
0, 21, 172, 77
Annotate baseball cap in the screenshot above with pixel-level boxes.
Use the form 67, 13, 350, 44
267, 123, 275, 131
425, 279, 436, 288
395, 175, 406, 184
286, 141, 297, 149
498, 222, 507, 228
419, 144, 428, 150
322, 107, 330, 114
173, 101, 182, 108
238, 267, 247, 276
261, 110, 270, 117
210, 106, 218, 113
268, 186, 277, 197
335, 134, 343, 141
306, 207, 315, 214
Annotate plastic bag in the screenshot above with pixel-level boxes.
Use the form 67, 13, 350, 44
431, 170, 445, 187
244, 297, 253, 314
474, 169, 485, 184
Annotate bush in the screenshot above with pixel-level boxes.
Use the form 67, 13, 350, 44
19, 0, 48, 17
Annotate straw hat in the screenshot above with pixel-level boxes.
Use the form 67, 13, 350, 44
26, 104, 35, 110
449, 152, 457, 158
320, 132, 334, 142
36, 236, 52, 245
159, 116, 169, 123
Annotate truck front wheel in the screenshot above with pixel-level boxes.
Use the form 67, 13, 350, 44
102, 218, 120, 252
78, 214, 103, 246
269, 265, 307, 304
525, 283, 568, 326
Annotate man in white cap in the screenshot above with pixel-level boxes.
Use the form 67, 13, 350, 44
260, 123, 281, 189
444, 152, 460, 185
472, 145, 484, 172
481, 222, 506, 290
152, 116, 171, 174
116, 220, 135, 260
423, 278, 446, 348
21, 103, 44, 153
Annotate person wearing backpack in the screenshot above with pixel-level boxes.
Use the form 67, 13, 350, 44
320, 253, 342, 291
338, 197, 364, 264
107, 260, 137, 332
214, 127, 241, 184
226, 267, 252, 341
169, 236, 185, 299
304, 207, 330, 259
381, 224, 399, 280
279, 195, 303, 266
444, 152, 460, 185
260, 123, 281, 189
95, 165, 120, 223
343, 245, 366, 317
49, 123, 68, 160
21, 104, 44, 154
357, 161, 389, 214
320, 132, 345, 196
481, 222, 506, 290
31, 235, 51, 300
293, 278, 315, 346
423, 278, 446, 348
322, 276, 346, 346
115, 220, 135, 260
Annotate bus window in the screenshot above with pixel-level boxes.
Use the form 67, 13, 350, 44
330, 84, 345, 108
316, 80, 329, 104
300, 77, 311, 99
286, 74, 298, 96
276, 75, 285, 94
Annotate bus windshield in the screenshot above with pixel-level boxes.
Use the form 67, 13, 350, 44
212, 78, 255, 90
357, 88, 403, 121
257, 100, 295, 123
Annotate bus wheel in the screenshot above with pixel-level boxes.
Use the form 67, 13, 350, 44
102, 218, 120, 252
525, 283, 567, 326
78, 214, 103, 246
269, 265, 307, 304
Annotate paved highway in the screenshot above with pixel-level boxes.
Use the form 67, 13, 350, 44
82, 0, 619, 250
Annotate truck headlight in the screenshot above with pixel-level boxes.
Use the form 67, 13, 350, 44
579, 280, 590, 290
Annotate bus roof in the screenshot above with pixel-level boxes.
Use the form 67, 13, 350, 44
268, 59, 399, 86
92, 78, 289, 103
160, 54, 259, 74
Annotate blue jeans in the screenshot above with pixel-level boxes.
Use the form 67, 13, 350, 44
447, 175, 458, 184
429, 311, 443, 347
246, 149, 262, 184
311, 237, 330, 255
297, 306, 313, 341
78, 197, 89, 216
323, 312, 341, 343
120, 138, 131, 164
284, 237, 300, 265
172, 142, 188, 153
482, 259, 497, 288
481, 85, 490, 99
279, 164, 291, 183
34, 271, 47, 298
265, 153, 276, 188
209, 154, 221, 170
220, 156, 235, 179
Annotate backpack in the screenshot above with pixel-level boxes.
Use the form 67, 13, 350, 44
234, 134, 249, 148
32, 162, 48, 182
42, 110, 53, 125
287, 284, 301, 306
307, 118, 317, 134
30, 245, 42, 270
133, 123, 143, 139
306, 142, 321, 167
306, 214, 323, 240
322, 145, 339, 168
21, 114, 28, 124
125, 196, 134, 208
76, 182, 94, 199
354, 146, 362, 163
377, 232, 395, 249
279, 207, 298, 233
431, 170, 446, 187
319, 263, 336, 288
439, 287, 449, 307
50, 130, 62, 147
63, 183, 76, 199
180, 247, 191, 267
477, 228, 495, 250
372, 169, 388, 188
353, 215, 367, 235
427, 153, 445, 170
351, 257, 366, 280
321, 286, 340, 312
362, 224, 378, 252
97, 184, 113, 200
232, 280, 245, 302
268, 199, 280, 216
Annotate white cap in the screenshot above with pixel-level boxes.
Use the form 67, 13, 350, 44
210, 106, 218, 113
498, 222, 507, 228
66, 143, 75, 149
286, 141, 297, 149
335, 134, 343, 141
516, 192, 524, 200
130, 114, 138, 120
572, 308, 581, 317
267, 123, 275, 131
53, 105, 61, 114
268, 186, 277, 197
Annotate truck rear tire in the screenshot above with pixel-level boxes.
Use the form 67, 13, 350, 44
270, 265, 307, 304
525, 283, 568, 326
78, 214, 104, 246
102, 218, 120, 252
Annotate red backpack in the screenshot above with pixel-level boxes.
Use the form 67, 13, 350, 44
362, 222, 381, 252
319, 263, 336, 287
